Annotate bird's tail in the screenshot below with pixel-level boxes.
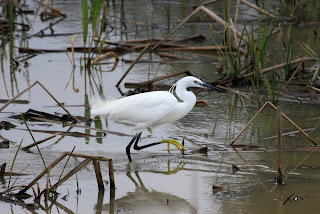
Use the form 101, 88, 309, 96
90, 96, 109, 115
90, 96, 126, 120
91, 100, 108, 115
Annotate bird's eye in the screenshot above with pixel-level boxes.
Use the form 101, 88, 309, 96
194, 80, 198, 84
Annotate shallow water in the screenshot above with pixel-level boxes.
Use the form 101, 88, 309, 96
1, 0, 320, 213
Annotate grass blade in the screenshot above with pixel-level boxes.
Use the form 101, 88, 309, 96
285, 28, 293, 80
82, 0, 89, 44
98, 37, 106, 55
58, 146, 76, 184
8, 136, 24, 189
20, 113, 47, 169
92, 0, 101, 36
299, 42, 320, 64
264, 73, 276, 105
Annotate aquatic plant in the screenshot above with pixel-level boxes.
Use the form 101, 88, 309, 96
284, 26, 293, 80
7, 136, 24, 189
264, 71, 277, 105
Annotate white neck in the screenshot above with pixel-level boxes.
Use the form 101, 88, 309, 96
175, 80, 196, 106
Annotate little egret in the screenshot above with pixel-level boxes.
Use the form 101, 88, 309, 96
91, 76, 225, 161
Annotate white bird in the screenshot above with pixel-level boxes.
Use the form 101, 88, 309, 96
91, 76, 225, 161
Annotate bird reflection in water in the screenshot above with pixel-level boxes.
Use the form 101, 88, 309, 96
94, 161, 196, 214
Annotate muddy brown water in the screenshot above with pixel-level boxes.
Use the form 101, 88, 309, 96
1, 1, 320, 213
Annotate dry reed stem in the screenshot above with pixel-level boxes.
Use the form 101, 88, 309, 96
97, 34, 205, 46
229, 18, 239, 48
108, 159, 115, 188
42, 159, 91, 197
93, 160, 104, 190
71, 34, 78, 66
240, 57, 315, 79
262, 151, 313, 192
58, 152, 115, 188
22, 132, 61, 150
125, 82, 225, 91
47, 197, 74, 213
152, 7, 202, 50
116, 43, 151, 87
307, 85, 320, 93
92, 51, 119, 71
133, 42, 187, 50
30, 186, 37, 198
19, 47, 66, 53
36, 81, 78, 122
34, 0, 65, 15
45, 165, 51, 201
32, 17, 65, 37
64, 152, 115, 188
197, 0, 218, 7
240, 0, 277, 19
230, 101, 270, 145
158, 52, 192, 60
18, 152, 69, 194
156, 45, 240, 52
0, 81, 78, 122
0, 81, 37, 112
20, 151, 115, 198
218, 85, 252, 101
234, 0, 240, 26
287, 152, 313, 174
96, 39, 135, 47
36, 183, 40, 196
93, 40, 225, 53
199, 6, 249, 44
66, 152, 111, 161
233, 149, 248, 164
130, 70, 194, 87
261, 57, 314, 74
109, 187, 116, 214
277, 106, 283, 184
119, 6, 246, 83
230, 101, 318, 146
310, 64, 320, 85
92, 51, 119, 64
263, 127, 316, 140
267, 102, 317, 146
41, 11, 64, 18
0, 186, 25, 194
152, 5, 245, 47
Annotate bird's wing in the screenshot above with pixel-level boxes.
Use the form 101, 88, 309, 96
91, 91, 178, 128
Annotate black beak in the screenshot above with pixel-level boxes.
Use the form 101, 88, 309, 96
200, 82, 226, 93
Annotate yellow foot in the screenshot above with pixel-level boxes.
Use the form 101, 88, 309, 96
157, 139, 186, 154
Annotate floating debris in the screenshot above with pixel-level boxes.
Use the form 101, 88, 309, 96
0, 139, 9, 149
0, 121, 16, 130
231, 145, 260, 150
190, 146, 208, 154
0, 163, 6, 176
232, 164, 240, 174
212, 185, 223, 195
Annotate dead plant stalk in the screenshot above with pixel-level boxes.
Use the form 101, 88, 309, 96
230, 101, 317, 146
0, 81, 78, 122
277, 106, 283, 184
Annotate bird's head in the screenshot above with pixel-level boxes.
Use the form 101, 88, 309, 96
179, 76, 226, 93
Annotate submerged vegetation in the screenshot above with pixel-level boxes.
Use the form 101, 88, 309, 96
0, 0, 320, 213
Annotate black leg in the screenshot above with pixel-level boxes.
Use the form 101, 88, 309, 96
126, 132, 142, 162
133, 135, 161, 151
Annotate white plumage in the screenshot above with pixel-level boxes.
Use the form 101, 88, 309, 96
91, 76, 224, 161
